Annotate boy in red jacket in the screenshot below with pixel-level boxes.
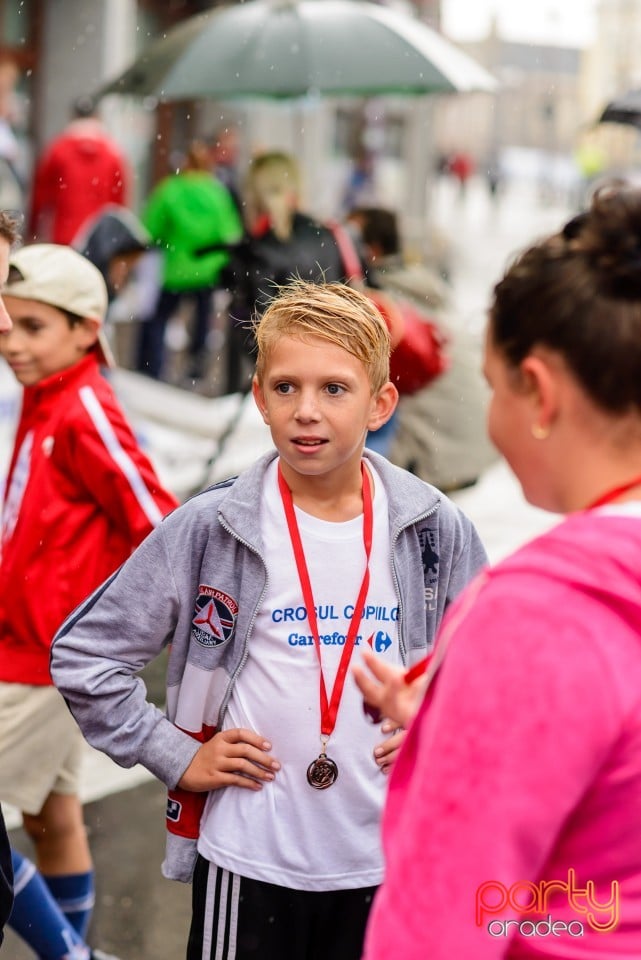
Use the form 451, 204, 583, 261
0, 243, 178, 959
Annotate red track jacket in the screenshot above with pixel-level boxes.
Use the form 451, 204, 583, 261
0, 354, 178, 685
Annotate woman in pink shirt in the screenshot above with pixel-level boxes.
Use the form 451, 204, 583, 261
355, 184, 641, 958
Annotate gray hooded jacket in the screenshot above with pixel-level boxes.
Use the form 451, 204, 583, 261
51, 450, 487, 881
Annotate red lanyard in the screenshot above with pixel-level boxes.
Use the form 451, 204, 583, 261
278, 462, 373, 740
404, 656, 431, 685
585, 473, 641, 510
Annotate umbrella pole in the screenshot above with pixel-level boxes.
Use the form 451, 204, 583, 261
190, 387, 252, 496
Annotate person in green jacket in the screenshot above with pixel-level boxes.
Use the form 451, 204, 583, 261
139, 139, 243, 381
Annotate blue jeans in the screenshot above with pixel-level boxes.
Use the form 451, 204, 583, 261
136, 286, 213, 379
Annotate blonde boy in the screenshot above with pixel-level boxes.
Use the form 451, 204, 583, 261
51, 281, 487, 960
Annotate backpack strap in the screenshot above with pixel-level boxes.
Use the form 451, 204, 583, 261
326, 219, 365, 283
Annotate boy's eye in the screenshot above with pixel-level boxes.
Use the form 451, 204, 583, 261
275, 383, 293, 395
23, 321, 44, 334
326, 383, 344, 396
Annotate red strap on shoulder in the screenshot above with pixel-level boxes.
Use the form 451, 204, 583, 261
326, 219, 364, 282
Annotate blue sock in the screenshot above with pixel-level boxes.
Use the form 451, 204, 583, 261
43, 870, 95, 939
9, 849, 90, 960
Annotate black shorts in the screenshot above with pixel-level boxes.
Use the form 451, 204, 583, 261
187, 855, 378, 960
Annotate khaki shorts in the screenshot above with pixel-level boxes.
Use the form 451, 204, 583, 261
0, 682, 85, 815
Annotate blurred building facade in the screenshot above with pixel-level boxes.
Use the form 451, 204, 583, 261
435, 19, 584, 173
593, 0, 641, 97
0, 0, 213, 208
10, 0, 635, 218
577, 0, 641, 174
0, 0, 456, 253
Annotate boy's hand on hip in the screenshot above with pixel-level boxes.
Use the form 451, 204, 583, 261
178, 729, 281, 792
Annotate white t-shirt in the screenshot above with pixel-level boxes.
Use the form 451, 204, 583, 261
198, 459, 401, 890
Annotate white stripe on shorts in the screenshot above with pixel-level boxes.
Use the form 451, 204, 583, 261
202, 862, 216, 960
228, 873, 241, 958
202, 864, 241, 960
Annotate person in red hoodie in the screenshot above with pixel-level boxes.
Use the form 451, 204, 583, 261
0, 243, 177, 959
28, 97, 130, 245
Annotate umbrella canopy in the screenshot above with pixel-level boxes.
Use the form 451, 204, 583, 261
599, 87, 641, 130
97, 0, 496, 101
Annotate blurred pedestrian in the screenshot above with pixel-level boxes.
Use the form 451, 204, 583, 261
73, 204, 150, 298
241, 151, 347, 299
574, 137, 607, 210
222, 150, 350, 394
209, 124, 243, 214
73, 203, 158, 368
0, 243, 177, 959
346, 205, 495, 486
355, 184, 641, 958
484, 150, 503, 201
345, 207, 412, 458
0, 56, 25, 217
342, 145, 377, 214
51, 280, 487, 960
28, 96, 130, 245
139, 139, 242, 381
448, 150, 475, 198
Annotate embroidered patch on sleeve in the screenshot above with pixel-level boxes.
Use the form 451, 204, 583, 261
191, 585, 239, 647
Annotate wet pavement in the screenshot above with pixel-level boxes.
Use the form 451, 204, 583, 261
4, 174, 573, 960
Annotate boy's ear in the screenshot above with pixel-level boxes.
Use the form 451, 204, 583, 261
252, 375, 270, 425
368, 381, 398, 432
77, 317, 101, 353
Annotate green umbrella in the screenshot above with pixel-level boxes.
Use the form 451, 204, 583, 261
97, 0, 495, 101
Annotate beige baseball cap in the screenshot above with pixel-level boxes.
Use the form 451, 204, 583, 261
7, 243, 114, 367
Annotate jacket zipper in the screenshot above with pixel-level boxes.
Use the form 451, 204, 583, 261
216, 512, 269, 727
391, 501, 440, 664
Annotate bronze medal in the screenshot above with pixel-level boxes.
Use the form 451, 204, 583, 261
307, 753, 339, 790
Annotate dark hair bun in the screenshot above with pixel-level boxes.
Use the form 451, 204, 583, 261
567, 183, 641, 298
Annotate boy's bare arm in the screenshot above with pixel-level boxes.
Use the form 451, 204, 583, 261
178, 728, 281, 792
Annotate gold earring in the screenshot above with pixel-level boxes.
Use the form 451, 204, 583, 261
531, 423, 550, 440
